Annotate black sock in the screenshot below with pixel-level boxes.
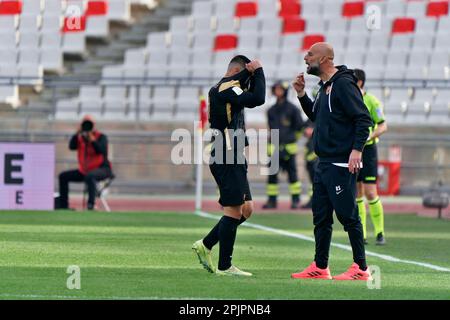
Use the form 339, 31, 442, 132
203, 219, 221, 250
356, 260, 367, 271
203, 216, 247, 250
218, 216, 240, 271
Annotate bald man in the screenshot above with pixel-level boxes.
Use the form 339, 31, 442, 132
291, 43, 374, 281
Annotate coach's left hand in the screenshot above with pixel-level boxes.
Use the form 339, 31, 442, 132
348, 149, 362, 174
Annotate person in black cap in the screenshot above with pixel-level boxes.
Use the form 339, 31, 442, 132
192, 55, 265, 276
263, 80, 305, 209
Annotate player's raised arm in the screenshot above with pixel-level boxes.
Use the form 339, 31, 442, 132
293, 73, 315, 121
220, 60, 266, 108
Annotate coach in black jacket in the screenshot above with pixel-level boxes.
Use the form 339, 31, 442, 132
291, 43, 374, 281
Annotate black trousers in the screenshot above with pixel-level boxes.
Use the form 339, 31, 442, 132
267, 154, 298, 185
58, 167, 112, 208
306, 159, 318, 183
312, 162, 366, 268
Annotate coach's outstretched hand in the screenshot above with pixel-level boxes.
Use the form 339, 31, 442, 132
245, 60, 262, 73
292, 73, 306, 98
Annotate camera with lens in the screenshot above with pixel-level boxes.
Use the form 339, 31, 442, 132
81, 120, 94, 133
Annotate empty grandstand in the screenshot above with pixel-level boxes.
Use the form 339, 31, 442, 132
0, 0, 448, 197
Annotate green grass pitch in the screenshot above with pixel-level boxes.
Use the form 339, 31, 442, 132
0, 210, 449, 300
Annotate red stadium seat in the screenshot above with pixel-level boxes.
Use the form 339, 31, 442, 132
342, 1, 365, 18
426, 1, 449, 18
86, 1, 108, 16
214, 34, 238, 51
302, 34, 325, 51
62, 15, 87, 33
282, 17, 306, 34
279, 0, 301, 18
235, 1, 258, 18
392, 18, 416, 34
0, 0, 22, 15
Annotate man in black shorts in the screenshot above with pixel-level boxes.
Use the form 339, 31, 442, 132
192, 55, 265, 276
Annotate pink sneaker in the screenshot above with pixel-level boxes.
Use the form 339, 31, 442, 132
291, 261, 332, 280
333, 263, 372, 281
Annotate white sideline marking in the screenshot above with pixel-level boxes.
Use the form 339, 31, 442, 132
0, 293, 218, 300
195, 211, 450, 273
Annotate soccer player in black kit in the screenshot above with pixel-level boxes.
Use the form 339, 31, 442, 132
192, 55, 265, 276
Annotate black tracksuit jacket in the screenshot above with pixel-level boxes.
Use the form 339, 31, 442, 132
297, 65, 373, 163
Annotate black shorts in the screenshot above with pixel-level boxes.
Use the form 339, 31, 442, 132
210, 163, 252, 207
357, 143, 378, 184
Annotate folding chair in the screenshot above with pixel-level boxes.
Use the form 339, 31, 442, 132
83, 174, 115, 212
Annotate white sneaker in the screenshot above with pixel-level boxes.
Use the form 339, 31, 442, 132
216, 265, 252, 277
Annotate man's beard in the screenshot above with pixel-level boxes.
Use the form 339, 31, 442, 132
307, 63, 321, 76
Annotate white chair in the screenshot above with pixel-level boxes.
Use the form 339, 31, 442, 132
170, 16, 193, 34
386, 1, 406, 18
45, 0, 63, 15
192, 1, 214, 18
40, 48, 64, 72
0, 85, 19, 107
19, 15, 40, 33
124, 48, 148, 66
146, 32, 168, 50
108, 0, 131, 21
19, 33, 40, 50
0, 49, 18, 67
19, 49, 40, 66
0, 33, 18, 49
151, 86, 176, 114
62, 33, 86, 55
86, 16, 109, 37
405, 1, 427, 18
0, 16, 18, 32
192, 32, 214, 51
55, 98, 80, 120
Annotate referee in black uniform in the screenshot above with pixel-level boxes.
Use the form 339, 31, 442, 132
192, 55, 265, 276
291, 43, 374, 280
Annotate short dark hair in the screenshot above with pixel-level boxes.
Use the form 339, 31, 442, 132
353, 68, 366, 88
229, 55, 251, 70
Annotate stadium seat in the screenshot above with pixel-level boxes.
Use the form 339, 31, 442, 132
213, 34, 238, 51
279, 0, 301, 18
302, 34, 325, 51
0, 85, 19, 107
192, 1, 214, 18
282, 17, 306, 34
216, 17, 237, 33
215, 0, 237, 18
235, 1, 258, 18
107, 0, 131, 21
62, 15, 87, 33
405, 1, 427, 18
386, 1, 406, 18
342, 1, 364, 19
426, 1, 449, 18
392, 18, 416, 34
0, 0, 22, 15
86, 1, 108, 16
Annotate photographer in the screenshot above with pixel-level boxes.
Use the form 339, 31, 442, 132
58, 115, 112, 210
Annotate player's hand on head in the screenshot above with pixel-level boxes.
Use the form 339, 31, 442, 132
348, 149, 362, 174
245, 60, 262, 73
293, 73, 306, 97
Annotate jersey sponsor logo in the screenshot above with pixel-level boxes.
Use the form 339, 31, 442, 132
376, 108, 384, 119
232, 86, 243, 96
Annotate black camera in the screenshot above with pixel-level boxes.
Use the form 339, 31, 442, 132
81, 120, 94, 132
